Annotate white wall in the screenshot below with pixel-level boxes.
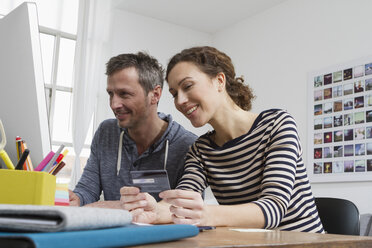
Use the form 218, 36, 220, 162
212, 0, 372, 214
96, 0, 372, 212
95, 9, 213, 136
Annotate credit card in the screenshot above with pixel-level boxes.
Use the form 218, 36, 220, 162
130, 170, 171, 193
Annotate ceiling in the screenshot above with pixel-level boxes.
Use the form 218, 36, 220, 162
114, 0, 287, 34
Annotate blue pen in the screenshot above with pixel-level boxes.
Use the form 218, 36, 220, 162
198, 226, 216, 232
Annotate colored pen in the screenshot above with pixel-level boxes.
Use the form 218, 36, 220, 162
18, 138, 27, 170
49, 149, 69, 174
15, 149, 30, 170
43, 144, 65, 172
198, 226, 216, 232
22, 140, 34, 171
35, 151, 55, 171
15, 136, 22, 160
52, 161, 66, 176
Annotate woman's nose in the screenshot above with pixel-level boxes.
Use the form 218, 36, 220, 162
176, 91, 188, 106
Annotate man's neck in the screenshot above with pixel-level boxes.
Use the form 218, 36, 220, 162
128, 114, 168, 156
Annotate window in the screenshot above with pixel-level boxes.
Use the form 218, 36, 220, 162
0, 1, 93, 183
39, 27, 94, 183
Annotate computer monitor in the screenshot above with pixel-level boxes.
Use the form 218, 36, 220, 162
0, 2, 50, 167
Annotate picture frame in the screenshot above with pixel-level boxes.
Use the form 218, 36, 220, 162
307, 55, 372, 182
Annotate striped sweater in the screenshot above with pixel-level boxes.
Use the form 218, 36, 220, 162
177, 109, 324, 233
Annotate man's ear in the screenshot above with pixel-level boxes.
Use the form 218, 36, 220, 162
150, 85, 162, 105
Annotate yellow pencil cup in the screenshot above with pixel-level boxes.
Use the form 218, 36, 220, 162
0, 169, 56, 205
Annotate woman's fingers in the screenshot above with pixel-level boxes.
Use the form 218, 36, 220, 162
169, 205, 202, 219
159, 189, 205, 224
165, 197, 203, 209
171, 214, 201, 225
160, 189, 203, 209
160, 189, 200, 200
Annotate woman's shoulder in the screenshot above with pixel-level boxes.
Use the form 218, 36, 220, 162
196, 130, 214, 143
250, 109, 297, 134
255, 108, 293, 124
260, 108, 291, 118
189, 131, 215, 149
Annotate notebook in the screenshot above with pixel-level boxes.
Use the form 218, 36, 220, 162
0, 204, 132, 232
54, 183, 69, 206
0, 224, 199, 248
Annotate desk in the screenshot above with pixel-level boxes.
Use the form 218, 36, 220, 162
130, 227, 372, 248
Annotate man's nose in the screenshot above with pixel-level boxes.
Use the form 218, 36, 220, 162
110, 94, 122, 109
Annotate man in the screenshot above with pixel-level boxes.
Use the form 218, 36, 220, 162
69, 52, 197, 207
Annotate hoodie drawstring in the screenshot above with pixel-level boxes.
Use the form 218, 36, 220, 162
117, 130, 124, 175
163, 139, 169, 170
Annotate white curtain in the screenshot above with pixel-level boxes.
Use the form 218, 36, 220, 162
70, 0, 112, 188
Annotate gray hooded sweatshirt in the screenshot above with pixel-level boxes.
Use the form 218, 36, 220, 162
73, 113, 197, 205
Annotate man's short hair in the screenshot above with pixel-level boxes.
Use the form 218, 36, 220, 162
106, 52, 164, 94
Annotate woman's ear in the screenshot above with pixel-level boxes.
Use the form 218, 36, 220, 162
216, 72, 226, 92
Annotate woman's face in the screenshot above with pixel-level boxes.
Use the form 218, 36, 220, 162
167, 62, 222, 127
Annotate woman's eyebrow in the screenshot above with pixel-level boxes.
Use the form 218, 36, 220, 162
169, 77, 192, 91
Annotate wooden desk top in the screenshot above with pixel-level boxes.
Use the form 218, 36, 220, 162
130, 227, 372, 248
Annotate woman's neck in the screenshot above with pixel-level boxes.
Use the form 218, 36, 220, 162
210, 104, 258, 147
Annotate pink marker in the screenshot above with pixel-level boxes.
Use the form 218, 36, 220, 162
34, 151, 55, 171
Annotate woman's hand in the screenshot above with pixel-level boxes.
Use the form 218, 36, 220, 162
159, 189, 208, 226
120, 186, 158, 224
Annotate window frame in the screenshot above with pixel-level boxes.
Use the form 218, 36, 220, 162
2, 9, 93, 148
39, 26, 92, 151
39, 25, 78, 148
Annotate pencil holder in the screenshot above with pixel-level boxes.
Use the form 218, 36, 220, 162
0, 169, 56, 205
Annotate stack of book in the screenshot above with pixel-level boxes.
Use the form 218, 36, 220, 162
0, 204, 199, 247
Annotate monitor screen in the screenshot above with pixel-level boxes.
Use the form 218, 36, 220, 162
0, 2, 50, 168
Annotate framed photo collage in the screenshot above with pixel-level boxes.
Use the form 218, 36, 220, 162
307, 57, 372, 182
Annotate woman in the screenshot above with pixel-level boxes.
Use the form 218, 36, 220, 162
120, 46, 324, 233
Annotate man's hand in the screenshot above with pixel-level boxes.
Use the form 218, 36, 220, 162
120, 186, 158, 224
84, 201, 122, 209
69, 190, 81, 206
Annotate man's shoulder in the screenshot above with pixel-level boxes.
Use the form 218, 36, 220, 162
169, 120, 197, 142
98, 118, 118, 128
159, 112, 197, 141
95, 118, 121, 136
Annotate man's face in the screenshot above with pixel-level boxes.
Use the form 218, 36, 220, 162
106, 67, 151, 129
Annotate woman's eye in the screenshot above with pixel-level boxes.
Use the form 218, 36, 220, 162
184, 83, 192, 90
